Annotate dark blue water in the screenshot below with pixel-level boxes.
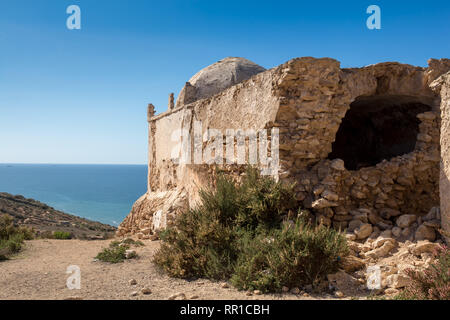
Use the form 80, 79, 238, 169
0, 164, 147, 226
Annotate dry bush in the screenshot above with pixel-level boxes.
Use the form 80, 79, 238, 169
153, 167, 348, 292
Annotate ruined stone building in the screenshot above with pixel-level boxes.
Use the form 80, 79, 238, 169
118, 56, 450, 244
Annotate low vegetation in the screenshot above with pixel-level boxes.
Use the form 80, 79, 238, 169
38, 230, 73, 240
95, 238, 143, 263
0, 214, 34, 261
153, 167, 348, 293
396, 245, 449, 300
0, 192, 117, 240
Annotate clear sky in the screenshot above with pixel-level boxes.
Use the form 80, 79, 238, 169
0, 0, 449, 164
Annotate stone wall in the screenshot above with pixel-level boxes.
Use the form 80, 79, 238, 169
118, 57, 450, 241
273, 58, 446, 240
432, 71, 450, 243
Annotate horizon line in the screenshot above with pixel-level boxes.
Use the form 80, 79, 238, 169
0, 162, 147, 166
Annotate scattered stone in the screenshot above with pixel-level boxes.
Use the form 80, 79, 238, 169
415, 225, 436, 241
396, 214, 417, 228
335, 291, 344, 298
372, 237, 396, 250
364, 240, 396, 259
312, 198, 338, 209
189, 295, 199, 300
125, 250, 137, 259
345, 233, 356, 241
352, 211, 369, 223
340, 255, 365, 273
380, 208, 402, 219
369, 229, 381, 239
290, 287, 300, 294
423, 219, 441, 229
380, 230, 392, 238
376, 220, 393, 230
384, 288, 399, 295
221, 282, 230, 289
385, 274, 410, 289
253, 290, 262, 295
392, 227, 401, 238
410, 240, 440, 256
130, 291, 138, 297
129, 279, 137, 286
348, 220, 363, 232
402, 227, 412, 237
368, 211, 382, 225
354, 223, 373, 240
423, 207, 439, 221
168, 292, 187, 300
322, 190, 339, 202
327, 271, 360, 296
330, 159, 345, 171
313, 185, 325, 196
141, 287, 152, 295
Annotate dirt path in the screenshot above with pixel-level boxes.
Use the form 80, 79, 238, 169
0, 239, 336, 300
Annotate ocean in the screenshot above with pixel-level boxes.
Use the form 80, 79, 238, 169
0, 164, 147, 226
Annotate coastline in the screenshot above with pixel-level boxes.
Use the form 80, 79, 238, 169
0, 192, 116, 239
0, 163, 147, 226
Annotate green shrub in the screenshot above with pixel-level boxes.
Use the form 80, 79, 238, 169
155, 207, 238, 279
120, 238, 145, 247
96, 245, 128, 263
236, 220, 348, 292
231, 219, 348, 292
0, 214, 33, 260
0, 234, 25, 260
52, 231, 72, 240
153, 167, 348, 292
95, 239, 141, 263
235, 168, 298, 231
17, 227, 34, 240
0, 214, 17, 240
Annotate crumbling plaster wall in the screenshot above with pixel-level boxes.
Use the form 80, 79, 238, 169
117, 65, 283, 236
148, 67, 282, 194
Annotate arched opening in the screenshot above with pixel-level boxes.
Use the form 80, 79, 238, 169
328, 95, 431, 170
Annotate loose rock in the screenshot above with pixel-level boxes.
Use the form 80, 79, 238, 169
414, 224, 436, 241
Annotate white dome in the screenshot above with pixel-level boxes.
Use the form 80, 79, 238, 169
176, 57, 266, 108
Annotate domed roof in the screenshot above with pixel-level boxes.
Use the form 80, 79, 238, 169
175, 57, 266, 108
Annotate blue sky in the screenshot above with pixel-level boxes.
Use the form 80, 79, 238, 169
0, 0, 449, 164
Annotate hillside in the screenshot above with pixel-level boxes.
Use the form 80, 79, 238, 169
0, 192, 116, 239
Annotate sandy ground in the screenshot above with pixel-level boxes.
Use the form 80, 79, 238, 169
0, 239, 338, 300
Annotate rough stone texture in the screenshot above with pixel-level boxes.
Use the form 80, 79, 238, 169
415, 224, 436, 241
431, 71, 450, 243
118, 57, 450, 238
117, 190, 187, 237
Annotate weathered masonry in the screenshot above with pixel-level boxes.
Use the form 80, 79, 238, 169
118, 57, 450, 243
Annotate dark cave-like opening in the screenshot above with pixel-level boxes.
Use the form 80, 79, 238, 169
328, 95, 431, 170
